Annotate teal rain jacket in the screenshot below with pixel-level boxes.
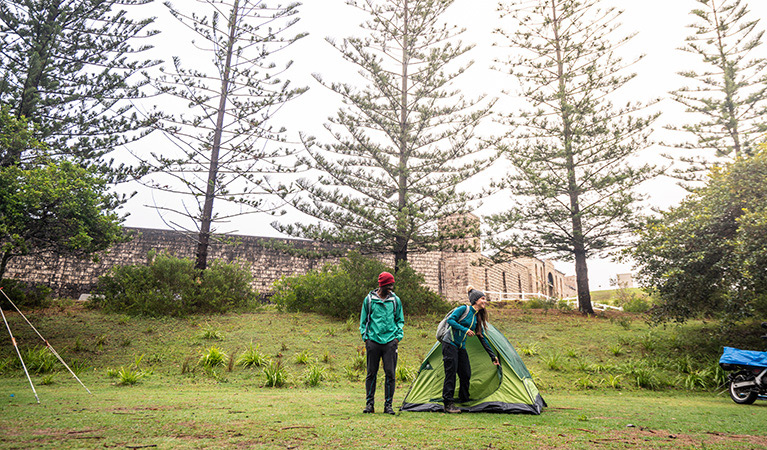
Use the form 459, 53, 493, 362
359, 289, 404, 344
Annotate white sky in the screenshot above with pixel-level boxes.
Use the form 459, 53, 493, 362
119, 0, 767, 290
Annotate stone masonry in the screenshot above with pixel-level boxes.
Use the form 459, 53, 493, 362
4, 215, 576, 302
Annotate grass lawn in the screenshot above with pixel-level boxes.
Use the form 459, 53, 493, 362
1, 302, 766, 449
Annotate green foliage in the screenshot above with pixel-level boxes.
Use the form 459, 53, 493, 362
263, 360, 288, 387
666, 0, 767, 178
92, 252, 257, 316
543, 352, 563, 371
350, 353, 366, 372
396, 365, 415, 383
521, 298, 555, 310
633, 150, 767, 325
0, 107, 125, 280
270, 0, 495, 270
199, 347, 228, 368
152, 1, 306, 271
115, 366, 146, 386
489, 0, 658, 314
608, 345, 624, 357
294, 350, 311, 365
0, 279, 51, 309
603, 374, 622, 389
197, 323, 223, 340
236, 343, 270, 368
303, 365, 327, 387
271, 252, 449, 319
0, 1, 158, 172
23, 346, 57, 374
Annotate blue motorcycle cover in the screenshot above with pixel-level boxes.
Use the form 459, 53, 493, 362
719, 347, 767, 367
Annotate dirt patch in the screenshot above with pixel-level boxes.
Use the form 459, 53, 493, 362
590, 427, 767, 448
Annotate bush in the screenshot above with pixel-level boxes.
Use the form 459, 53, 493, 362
91, 251, 257, 316
0, 279, 51, 309
271, 252, 450, 319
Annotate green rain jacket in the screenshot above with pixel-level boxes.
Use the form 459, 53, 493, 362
359, 289, 404, 344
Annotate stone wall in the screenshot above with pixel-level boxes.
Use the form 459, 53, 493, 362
3, 228, 342, 298
4, 226, 575, 302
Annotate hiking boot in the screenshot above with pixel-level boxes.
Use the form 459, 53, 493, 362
362, 403, 375, 414
444, 403, 461, 414
383, 404, 395, 415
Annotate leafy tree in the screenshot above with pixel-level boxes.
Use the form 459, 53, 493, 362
0, 107, 124, 280
144, 0, 306, 271
666, 0, 767, 181
632, 147, 767, 325
0, 0, 159, 174
272, 0, 496, 270
490, 0, 657, 314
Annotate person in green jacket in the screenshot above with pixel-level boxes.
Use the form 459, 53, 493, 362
359, 271, 404, 415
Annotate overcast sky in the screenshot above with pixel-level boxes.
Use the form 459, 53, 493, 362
120, 0, 767, 290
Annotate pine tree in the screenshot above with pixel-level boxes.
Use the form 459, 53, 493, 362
666, 0, 767, 181
491, 0, 657, 314
272, 0, 496, 270
146, 0, 306, 271
0, 0, 159, 174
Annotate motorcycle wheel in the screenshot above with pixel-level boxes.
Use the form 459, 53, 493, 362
729, 373, 759, 405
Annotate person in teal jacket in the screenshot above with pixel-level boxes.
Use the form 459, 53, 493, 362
359, 271, 404, 415
441, 285, 499, 414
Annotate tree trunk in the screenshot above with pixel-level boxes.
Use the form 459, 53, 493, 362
574, 247, 594, 315
551, 0, 594, 315
195, 0, 239, 271
394, 0, 409, 274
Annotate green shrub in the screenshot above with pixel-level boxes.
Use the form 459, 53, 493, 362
199, 347, 227, 368
271, 251, 450, 319
237, 343, 270, 368
92, 251, 257, 316
303, 365, 327, 387
23, 346, 57, 374
115, 366, 146, 386
0, 279, 51, 309
264, 360, 288, 387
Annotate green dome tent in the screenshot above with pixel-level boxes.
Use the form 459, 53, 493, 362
401, 323, 546, 414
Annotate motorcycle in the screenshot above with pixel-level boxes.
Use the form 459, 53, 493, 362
719, 323, 767, 404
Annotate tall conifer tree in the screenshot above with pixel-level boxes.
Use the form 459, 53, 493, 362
147, 0, 306, 271
273, 0, 496, 270
0, 0, 158, 174
666, 0, 767, 181
491, 0, 657, 314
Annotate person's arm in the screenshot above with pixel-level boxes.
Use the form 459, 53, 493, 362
359, 295, 369, 341
446, 305, 469, 332
477, 332, 498, 363
394, 296, 404, 342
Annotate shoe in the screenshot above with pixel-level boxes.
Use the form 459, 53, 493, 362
363, 404, 374, 414
444, 403, 461, 414
383, 404, 395, 415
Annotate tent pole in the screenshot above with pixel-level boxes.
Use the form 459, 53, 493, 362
0, 288, 92, 395
0, 303, 40, 403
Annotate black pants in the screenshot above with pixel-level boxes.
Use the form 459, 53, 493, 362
365, 339, 398, 406
442, 342, 471, 405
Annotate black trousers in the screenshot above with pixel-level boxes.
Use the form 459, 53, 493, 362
442, 342, 471, 405
365, 339, 398, 406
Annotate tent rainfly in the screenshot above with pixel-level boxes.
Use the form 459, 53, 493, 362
401, 323, 546, 414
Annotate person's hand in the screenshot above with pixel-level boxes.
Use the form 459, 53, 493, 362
466, 330, 475, 337
492, 357, 500, 366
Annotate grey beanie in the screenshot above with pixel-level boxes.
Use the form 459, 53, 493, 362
467, 286, 485, 305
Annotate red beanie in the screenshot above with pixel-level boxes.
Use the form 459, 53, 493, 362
378, 272, 395, 287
